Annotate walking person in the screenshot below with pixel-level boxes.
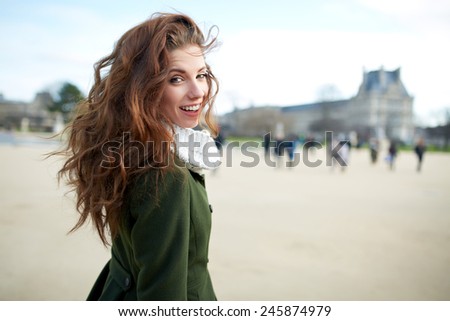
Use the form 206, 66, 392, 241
285, 133, 299, 168
386, 140, 398, 170
414, 138, 426, 172
211, 128, 225, 175
369, 137, 379, 164
52, 13, 220, 300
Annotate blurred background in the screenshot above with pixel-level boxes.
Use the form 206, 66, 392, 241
0, 0, 449, 300
1, 0, 450, 131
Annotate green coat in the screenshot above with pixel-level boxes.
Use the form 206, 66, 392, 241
87, 165, 216, 300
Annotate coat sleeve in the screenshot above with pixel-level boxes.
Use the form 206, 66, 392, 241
129, 168, 190, 300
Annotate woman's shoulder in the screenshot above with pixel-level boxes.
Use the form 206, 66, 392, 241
125, 166, 191, 223
128, 166, 188, 201
136, 164, 189, 186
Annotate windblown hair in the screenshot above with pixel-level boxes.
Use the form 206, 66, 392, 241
55, 13, 219, 245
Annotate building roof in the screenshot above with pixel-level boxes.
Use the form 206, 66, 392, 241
359, 67, 410, 97
281, 99, 351, 113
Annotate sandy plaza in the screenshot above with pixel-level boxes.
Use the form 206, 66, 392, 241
0, 134, 449, 301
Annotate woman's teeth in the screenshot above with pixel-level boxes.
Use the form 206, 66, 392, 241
180, 104, 200, 111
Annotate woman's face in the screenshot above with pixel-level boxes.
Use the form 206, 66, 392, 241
161, 45, 209, 129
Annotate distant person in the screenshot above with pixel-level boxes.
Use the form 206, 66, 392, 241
52, 13, 220, 301
303, 135, 318, 159
414, 138, 426, 172
386, 140, 398, 170
369, 137, 379, 164
275, 136, 287, 168
211, 130, 225, 175
214, 129, 225, 152
330, 138, 350, 172
263, 132, 272, 160
285, 133, 299, 168
340, 140, 351, 170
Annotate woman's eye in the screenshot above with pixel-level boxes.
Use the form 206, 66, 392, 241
170, 76, 183, 84
197, 72, 209, 79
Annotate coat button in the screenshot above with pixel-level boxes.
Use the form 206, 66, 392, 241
124, 277, 130, 288
209, 204, 213, 213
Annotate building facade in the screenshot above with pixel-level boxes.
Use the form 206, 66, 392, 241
0, 92, 59, 132
220, 67, 415, 144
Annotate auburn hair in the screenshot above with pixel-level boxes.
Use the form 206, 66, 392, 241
55, 13, 219, 245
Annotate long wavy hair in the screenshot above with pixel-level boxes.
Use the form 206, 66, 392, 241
54, 13, 219, 245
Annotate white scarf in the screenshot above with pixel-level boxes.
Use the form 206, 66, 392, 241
172, 125, 221, 174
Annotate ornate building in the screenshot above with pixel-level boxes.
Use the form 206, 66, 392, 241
220, 67, 415, 143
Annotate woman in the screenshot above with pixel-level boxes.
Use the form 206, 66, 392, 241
55, 13, 220, 300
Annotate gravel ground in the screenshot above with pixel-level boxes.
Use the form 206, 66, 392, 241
1, 142, 449, 300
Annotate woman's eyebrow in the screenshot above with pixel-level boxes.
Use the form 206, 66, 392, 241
169, 66, 207, 73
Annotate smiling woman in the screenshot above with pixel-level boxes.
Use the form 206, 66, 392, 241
50, 12, 221, 301
162, 45, 210, 129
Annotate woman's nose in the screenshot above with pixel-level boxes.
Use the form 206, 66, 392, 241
188, 81, 205, 99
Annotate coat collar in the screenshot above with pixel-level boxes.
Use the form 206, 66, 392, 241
172, 125, 221, 174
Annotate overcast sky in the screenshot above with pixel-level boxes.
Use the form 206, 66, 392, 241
1, 0, 449, 126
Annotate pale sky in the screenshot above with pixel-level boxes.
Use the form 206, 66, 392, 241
1, 0, 450, 126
